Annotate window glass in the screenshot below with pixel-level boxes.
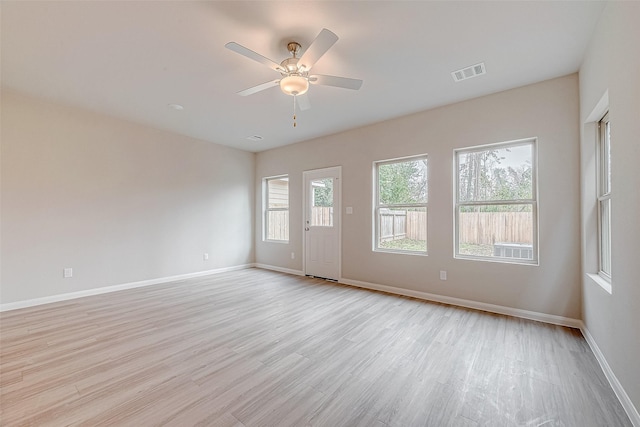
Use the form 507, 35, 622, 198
458, 204, 533, 260
311, 178, 334, 227
458, 144, 532, 202
455, 139, 537, 264
265, 176, 289, 241
379, 160, 428, 205
375, 156, 428, 254
598, 112, 611, 279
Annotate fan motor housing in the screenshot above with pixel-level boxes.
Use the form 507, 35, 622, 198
280, 57, 301, 74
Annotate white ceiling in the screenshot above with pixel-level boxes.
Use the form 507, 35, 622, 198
1, 1, 605, 152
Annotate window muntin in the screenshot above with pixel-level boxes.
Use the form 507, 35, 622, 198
374, 155, 428, 254
598, 112, 611, 279
455, 139, 537, 264
265, 176, 289, 242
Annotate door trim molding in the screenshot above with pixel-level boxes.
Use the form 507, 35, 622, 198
302, 166, 342, 280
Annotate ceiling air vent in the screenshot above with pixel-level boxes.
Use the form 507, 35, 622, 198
451, 62, 486, 82
246, 135, 263, 142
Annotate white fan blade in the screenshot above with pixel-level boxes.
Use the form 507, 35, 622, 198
298, 28, 338, 71
296, 93, 311, 111
309, 74, 363, 90
225, 42, 284, 73
237, 80, 280, 96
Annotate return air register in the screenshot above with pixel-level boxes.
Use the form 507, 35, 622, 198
451, 63, 486, 82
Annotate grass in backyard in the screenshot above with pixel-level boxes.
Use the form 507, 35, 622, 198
459, 243, 493, 257
379, 238, 426, 252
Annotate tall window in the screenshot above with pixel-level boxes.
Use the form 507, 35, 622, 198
455, 139, 537, 264
374, 155, 428, 254
265, 176, 289, 242
598, 112, 611, 279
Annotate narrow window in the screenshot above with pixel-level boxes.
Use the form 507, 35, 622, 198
374, 155, 428, 254
264, 176, 289, 242
598, 112, 611, 280
455, 139, 538, 264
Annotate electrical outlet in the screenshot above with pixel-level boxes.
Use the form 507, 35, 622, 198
63, 268, 73, 278
440, 270, 447, 281
291, 252, 295, 260
203, 253, 209, 261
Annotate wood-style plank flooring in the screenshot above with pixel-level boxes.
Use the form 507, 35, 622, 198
0, 268, 632, 426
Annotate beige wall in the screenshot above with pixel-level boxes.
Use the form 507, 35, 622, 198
256, 74, 581, 319
579, 1, 640, 413
1, 90, 255, 304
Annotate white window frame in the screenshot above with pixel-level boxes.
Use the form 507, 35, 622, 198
597, 112, 611, 281
454, 138, 538, 265
374, 154, 428, 255
264, 175, 289, 243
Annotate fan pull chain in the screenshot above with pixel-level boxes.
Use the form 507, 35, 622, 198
292, 96, 297, 128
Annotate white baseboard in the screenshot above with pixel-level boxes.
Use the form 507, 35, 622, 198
0, 264, 254, 312
579, 323, 640, 426
254, 263, 304, 276
338, 277, 582, 328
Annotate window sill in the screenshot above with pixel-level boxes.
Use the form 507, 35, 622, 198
264, 239, 289, 244
587, 273, 612, 294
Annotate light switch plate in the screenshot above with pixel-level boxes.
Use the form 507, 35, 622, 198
63, 268, 73, 278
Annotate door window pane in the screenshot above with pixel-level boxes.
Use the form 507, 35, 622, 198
311, 178, 333, 227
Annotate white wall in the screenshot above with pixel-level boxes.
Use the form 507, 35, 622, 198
256, 74, 581, 320
1, 90, 255, 304
579, 1, 640, 415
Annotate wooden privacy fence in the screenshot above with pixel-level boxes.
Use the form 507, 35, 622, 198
458, 211, 532, 245
380, 210, 428, 242
380, 210, 407, 242
266, 211, 289, 241
406, 211, 427, 242
270, 208, 532, 245
382, 210, 531, 245
267, 207, 332, 240
311, 206, 333, 226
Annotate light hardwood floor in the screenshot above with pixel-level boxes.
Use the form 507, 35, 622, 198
0, 268, 631, 426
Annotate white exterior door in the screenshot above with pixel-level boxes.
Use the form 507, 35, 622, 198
304, 166, 341, 281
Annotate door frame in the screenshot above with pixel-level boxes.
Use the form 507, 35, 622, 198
302, 166, 342, 280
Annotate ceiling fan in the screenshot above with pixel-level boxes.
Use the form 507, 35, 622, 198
225, 28, 363, 125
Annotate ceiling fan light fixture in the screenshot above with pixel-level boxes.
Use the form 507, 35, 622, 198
280, 75, 309, 96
